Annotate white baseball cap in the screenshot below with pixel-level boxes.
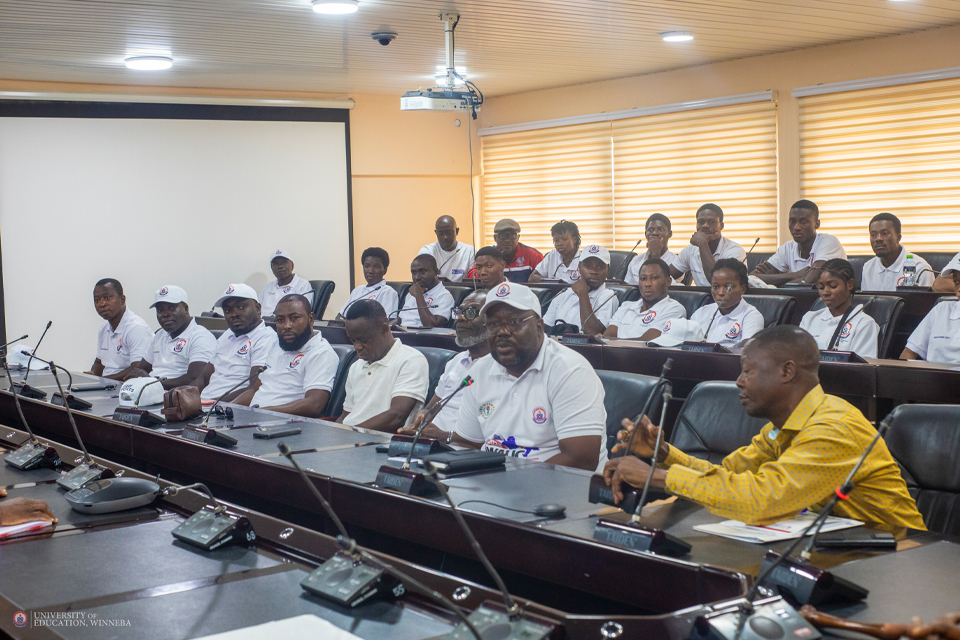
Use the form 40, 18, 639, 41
649, 318, 704, 348
480, 282, 542, 318
941, 256, 960, 277
118, 377, 164, 407
214, 283, 260, 308
150, 285, 188, 308
271, 249, 293, 262
580, 244, 611, 266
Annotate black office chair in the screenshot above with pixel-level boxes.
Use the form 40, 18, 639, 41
322, 344, 359, 418
808, 294, 904, 359
742, 294, 796, 328
393, 284, 412, 317
747, 252, 774, 273
667, 290, 709, 318
846, 255, 872, 290
670, 381, 767, 463
596, 370, 663, 455
446, 284, 477, 307
385, 281, 408, 296
209, 329, 225, 340
530, 287, 559, 315
884, 404, 960, 536
412, 346, 457, 400
608, 250, 637, 281
308, 280, 336, 320
605, 284, 640, 306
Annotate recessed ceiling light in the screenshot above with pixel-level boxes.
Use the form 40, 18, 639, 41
312, 0, 358, 14
661, 31, 694, 42
125, 56, 173, 70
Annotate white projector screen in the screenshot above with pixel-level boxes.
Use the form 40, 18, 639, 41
0, 104, 352, 372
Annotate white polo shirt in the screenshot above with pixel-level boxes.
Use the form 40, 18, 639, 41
533, 250, 581, 284
398, 282, 456, 328
146, 318, 217, 379
674, 237, 747, 287
766, 233, 846, 273
800, 305, 879, 358
339, 280, 401, 317
861, 247, 935, 291
906, 300, 960, 364
432, 350, 484, 432
690, 299, 764, 348
201, 321, 279, 401
252, 332, 339, 408
418, 241, 476, 282
342, 340, 429, 429
96, 309, 154, 376
455, 339, 608, 471
542, 285, 620, 329
609, 296, 686, 339
624, 249, 679, 285
259, 275, 315, 317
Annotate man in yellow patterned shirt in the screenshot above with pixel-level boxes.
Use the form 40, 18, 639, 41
604, 325, 925, 530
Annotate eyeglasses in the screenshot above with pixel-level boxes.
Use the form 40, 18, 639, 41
494, 231, 518, 239
483, 314, 536, 333
452, 307, 482, 320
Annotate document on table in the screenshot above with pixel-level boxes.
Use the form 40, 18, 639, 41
0, 520, 55, 538
195, 614, 363, 640
693, 512, 862, 544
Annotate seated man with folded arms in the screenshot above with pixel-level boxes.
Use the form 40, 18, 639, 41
752, 200, 846, 286
0, 489, 56, 526
862, 213, 934, 291
418, 283, 608, 472
605, 258, 686, 341
542, 244, 620, 335
89, 278, 153, 381
530, 219, 582, 284
338, 300, 429, 432
259, 250, 314, 317
396, 254, 456, 328
624, 214, 679, 285
670, 204, 747, 286
235, 294, 339, 417
127, 286, 216, 390
933, 251, 960, 294
800, 259, 879, 359
419, 215, 476, 282
466, 246, 508, 288
336, 247, 400, 319
200, 284, 277, 403
399, 290, 489, 439
604, 325, 926, 529
688, 259, 764, 349
901, 264, 960, 364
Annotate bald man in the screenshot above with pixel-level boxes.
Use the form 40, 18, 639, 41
604, 325, 925, 530
419, 215, 476, 282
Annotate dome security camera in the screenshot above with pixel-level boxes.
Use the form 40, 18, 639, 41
371, 31, 397, 46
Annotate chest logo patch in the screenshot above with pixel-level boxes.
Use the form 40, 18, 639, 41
896, 276, 906, 286
173, 339, 187, 353
237, 341, 251, 356
642, 310, 657, 324
117, 338, 123, 353
289, 354, 305, 369
532, 407, 547, 424
485, 435, 539, 458
725, 323, 742, 339
516, 257, 525, 266
283, 285, 292, 294
479, 402, 495, 418
840, 322, 852, 339
570, 269, 581, 280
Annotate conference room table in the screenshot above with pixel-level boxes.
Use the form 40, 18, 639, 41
1, 366, 959, 639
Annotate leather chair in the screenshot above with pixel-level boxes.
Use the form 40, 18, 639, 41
446, 284, 477, 307
846, 255, 871, 290
670, 381, 767, 463
884, 404, 960, 536
747, 251, 773, 273
209, 329, 225, 340
926, 252, 958, 278
808, 294, 904, 359
322, 344, 359, 418
742, 294, 796, 328
412, 346, 457, 400
529, 287, 559, 314
391, 283, 412, 317
608, 250, 637, 281
308, 280, 336, 319
596, 370, 663, 455
606, 284, 640, 306
667, 290, 709, 318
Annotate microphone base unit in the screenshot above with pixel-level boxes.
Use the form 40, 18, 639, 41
181, 425, 238, 448
588, 473, 666, 513
12, 382, 47, 400
112, 407, 166, 428
559, 332, 603, 345
5, 441, 61, 471
681, 342, 733, 354
757, 551, 869, 606
387, 435, 453, 458
593, 518, 692, 557
688, 596, 821, 640
818, 350, 867, 364
51, 392, 93, 411
300, 552, 402, 608
375, 465, 439, 496
895, 285, 933, 292
57, 461, 113, 491
325, 320, 346, 327
443, 602, 559, 640
172, 507, 256, 550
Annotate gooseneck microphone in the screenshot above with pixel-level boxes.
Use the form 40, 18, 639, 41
621, 359, 673, 459
703, 283, 733, 339
826, 296, 876, 351
48, 363, 91, 465
745, 237, 760, 259
388, 304, 438, 320
2, 354, 62, 471
578, 291, 620, 333
3, 357, 38, 445
0, 334, 28, 356
615, 236, 646, 281
201, 365, 268, 428
633, 381, 673, 519
340, 285, 384, 317
134, 377, 165, 409
21, 351, 72, 392
403, 376, 473, 470
164, 482, 226, 515
24, 321, 52, 381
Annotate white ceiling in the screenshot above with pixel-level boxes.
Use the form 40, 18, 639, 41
2, 0, 960, 98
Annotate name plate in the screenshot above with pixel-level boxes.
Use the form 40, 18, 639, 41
181, 426, 238, 448
593, 518, 691, 556
52, 392, 93, 410
112, 408, 166, 427
374, 465, 439, 496
680, 342, 732, 354
560, 333, 602, 345
818, 350, 866, 363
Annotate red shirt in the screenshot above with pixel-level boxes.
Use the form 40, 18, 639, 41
466, 243, 544, 283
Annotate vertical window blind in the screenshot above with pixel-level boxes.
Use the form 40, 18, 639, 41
799, 77, 960, 254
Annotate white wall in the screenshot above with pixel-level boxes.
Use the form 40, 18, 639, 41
0, 116, 350, 371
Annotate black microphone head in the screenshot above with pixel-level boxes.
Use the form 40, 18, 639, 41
20, 349, 31, 357
662, 358, 673, 374
277, 442, 292, 456
18, 334, 28, 341
45, 321, 52, 329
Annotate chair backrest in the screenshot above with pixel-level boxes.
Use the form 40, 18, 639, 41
667, 290, 709, 318
747, 251, 773, 273
884, 404, 960, 536
308, 280, 336, 319
445, 284, 477, 307
411, 346, 458, 400
322, 344, 359, 418
209, 329, 225, 340
846, 255, 871, 290
742, 294, 796, 328
392, 283, 412, 316
595, 370, 663, 455
670, 381, 767, 463
529, 287, 559, 315
608, 250, 637, 281
809, 294, 904, 359
605, 284, 640, 306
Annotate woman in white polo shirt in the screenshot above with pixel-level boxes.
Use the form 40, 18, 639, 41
799, 259, 879, 358
902, 266, 960, 364
690, 259, 764, 349
604, 258, 686, 341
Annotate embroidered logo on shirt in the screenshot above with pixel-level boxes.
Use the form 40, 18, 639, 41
516, 257, 525, 266
282, 285, 292, 294
366, 293, 378, 299
642, 310, 657, 324
237, 341, 251, 356
225, 285, 235, 295
840, 322, 852, 339
425, 297, 434, 305
452, 269, 464, 274
532, 407, 547, 424
158, 286, 169, 296
484, 435, 539, 458
896, 276, 907, 286
173, 339, 187, 353
725, 323, 742, 339
479, 402, 495, 418
495, 283, 511, 298
570, 269, 581, 281
289, 354, 305, 369
116, 338, 123, 353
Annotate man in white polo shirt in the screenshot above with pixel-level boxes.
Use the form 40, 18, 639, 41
89, 278, 154, 381
337, 247, 400, 319
861, 213, 934, 291
397, 254, 456, 328
339, 299, 429, 431
200, 284, 278, 403
901, 266, 960, 364
236, 294, 339, 417
605, 259, 687, 341
450, 283, 608, 472
259, 250, 314, 317
670, 203, 747, 287
128, 285, 217, 390
753, 200, 846, 286
419, 215, 476, 282
542, 244, 620, 335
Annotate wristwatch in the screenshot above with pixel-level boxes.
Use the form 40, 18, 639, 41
445, 430, 455, 445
